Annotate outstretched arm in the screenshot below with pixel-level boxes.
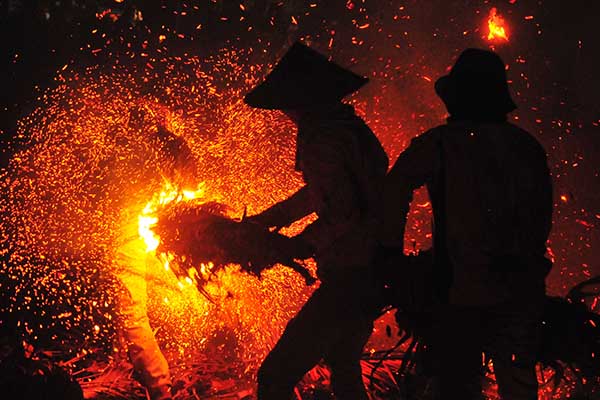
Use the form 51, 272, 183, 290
294, 131, 363, 251
246, 186, 313, 229
380, 130, 440, 248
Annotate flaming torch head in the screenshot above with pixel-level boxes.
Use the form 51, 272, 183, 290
487, 7, 509, 42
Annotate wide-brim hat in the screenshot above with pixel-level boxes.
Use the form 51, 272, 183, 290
435, 48, 516, 116
244, 42, 368, 110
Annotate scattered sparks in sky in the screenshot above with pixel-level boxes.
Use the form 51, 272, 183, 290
0, 49, 314, 389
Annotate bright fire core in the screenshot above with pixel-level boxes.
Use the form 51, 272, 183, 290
487, 7, 509, 42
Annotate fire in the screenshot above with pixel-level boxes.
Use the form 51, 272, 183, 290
137, 182, 205, 253
0, 49, 319, 394
137, 181, 212, 298
487, 7, 509, 42
0, 1, 596, 396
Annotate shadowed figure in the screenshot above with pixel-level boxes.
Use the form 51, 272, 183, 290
110, 106, 197, 400
381, 48, 553, 400
244, 42, 389, 399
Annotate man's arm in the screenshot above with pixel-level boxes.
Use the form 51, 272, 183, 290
528, 137, 553, 255
380, 130, 441, 248
246, 186, 313, 229
295, 132, 363, 251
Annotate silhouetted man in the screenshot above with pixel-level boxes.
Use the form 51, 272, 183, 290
381, 49, 553, 400
111, 106, 196, 400
244, 42, 389, 399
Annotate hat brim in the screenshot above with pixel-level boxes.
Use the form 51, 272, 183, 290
244, 76, 368, 110
434, 75, 452, 102
434, 73, 517, 114
244, 42, 369, 110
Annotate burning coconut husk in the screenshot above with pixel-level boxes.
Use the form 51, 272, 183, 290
153, 200, 317, 299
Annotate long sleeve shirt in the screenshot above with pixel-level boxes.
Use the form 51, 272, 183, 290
256, 104, 389, 280
383, 120, 553, 305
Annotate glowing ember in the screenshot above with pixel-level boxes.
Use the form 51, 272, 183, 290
487, 7, 509, 42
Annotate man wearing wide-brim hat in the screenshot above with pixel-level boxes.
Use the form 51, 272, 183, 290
381, 48, 553, 399
245, 42, 389, 399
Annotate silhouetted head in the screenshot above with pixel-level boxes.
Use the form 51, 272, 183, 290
244, 41, 368, 110
435, 48, 516, 122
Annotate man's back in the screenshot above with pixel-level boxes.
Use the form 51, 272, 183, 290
428, 121, 552, 304
296, 104, 389, 273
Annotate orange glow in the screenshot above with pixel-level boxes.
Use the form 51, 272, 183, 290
2, 50, 316, 387
138, 182, 205, 253
487, 7, 509, 42
137, 181, 214, 295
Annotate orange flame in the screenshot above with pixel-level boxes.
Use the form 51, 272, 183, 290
137, 181, 209, 297
487, 7, 509, 42
138, 181, 205, 253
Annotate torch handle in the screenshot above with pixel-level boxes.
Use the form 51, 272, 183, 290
286, 260, 317, 286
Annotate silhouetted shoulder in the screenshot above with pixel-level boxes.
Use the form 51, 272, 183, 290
413, 124, 446, 144
302, 123, 352, 154
502, 123, 549, 165
388, 125, 446, 185
396, 125, 445, 160
508, 122, 546, 150
303, 117, 386, 166
402, 124, 449, 161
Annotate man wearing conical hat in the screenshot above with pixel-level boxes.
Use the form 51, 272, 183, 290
381, 49, 553, 399
244, 42, 389, 399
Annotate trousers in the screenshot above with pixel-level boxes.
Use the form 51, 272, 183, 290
428, 296, 544, 400
257, 274, 382, 400
116, 220, 171, 400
